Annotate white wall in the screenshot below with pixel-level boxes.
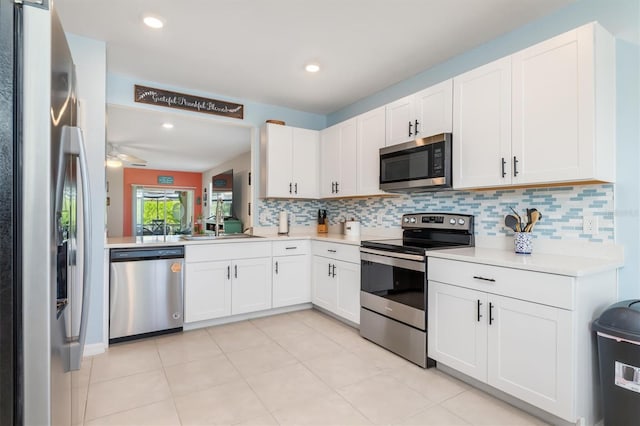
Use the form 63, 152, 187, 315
202, 151, 252, 228
106, 166, 123, 237
66, 34, 106, 346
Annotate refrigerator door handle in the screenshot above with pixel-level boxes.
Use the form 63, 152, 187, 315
61, 126, 92, 371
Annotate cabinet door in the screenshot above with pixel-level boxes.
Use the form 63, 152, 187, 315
184, 261, 231, 322
263, 124, 293, 197
512, 26, 593, 185
487, 295, 573, 420
335, 260, 361, 324
428, 281, 488, 382
453, 57, 512, 189
312, 256, 337, 312
231, 257, 272, 315
272, 255, 311, 308
356, 106, 386, 196
291, 127, 319, 198
320, 125, 340, 197
385, 95, 413, 146
414, 80, 453, 138
337, 118, 357, 197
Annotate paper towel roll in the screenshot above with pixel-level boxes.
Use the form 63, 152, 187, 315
278, 211, 288, 234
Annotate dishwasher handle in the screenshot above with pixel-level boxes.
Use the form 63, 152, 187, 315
110, 246, 185, 262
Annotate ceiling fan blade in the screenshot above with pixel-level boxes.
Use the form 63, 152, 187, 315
116, 152, 147, 164
107, 143, 147, 164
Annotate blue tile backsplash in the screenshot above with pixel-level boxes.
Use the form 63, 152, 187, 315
258, 184, 614, 243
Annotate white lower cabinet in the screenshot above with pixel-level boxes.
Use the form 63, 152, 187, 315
184, 242, 272, 322
428, 257, 616, 425
487, 294, 573, 417
184, 260, 232, 323
231, 257, 272, 315
273, 254, 311, 308
429, 283, 488, 381
334, 260, 360, 323
311, 241, 361, 324
312, 256, 337, 311
429, 282, 572, 417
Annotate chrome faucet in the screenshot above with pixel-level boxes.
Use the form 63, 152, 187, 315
215, 195, 223, 236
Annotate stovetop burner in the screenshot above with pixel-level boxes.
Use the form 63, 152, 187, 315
361, 213, 475, 256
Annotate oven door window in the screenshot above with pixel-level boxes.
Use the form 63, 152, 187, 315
361, 259, 425, 310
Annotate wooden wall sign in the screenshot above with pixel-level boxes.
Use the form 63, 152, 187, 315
134, 84, 244, 119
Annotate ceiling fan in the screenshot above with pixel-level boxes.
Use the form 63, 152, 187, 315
106, 143, 147, 167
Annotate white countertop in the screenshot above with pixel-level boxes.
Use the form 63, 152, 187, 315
105, 231, 386, 248
427, 247, 623, 277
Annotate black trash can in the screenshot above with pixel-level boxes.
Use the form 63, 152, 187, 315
592, 300, 640, 426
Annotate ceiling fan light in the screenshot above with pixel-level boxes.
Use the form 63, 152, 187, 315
162, 122, 174, 129
106, 159, 123, 168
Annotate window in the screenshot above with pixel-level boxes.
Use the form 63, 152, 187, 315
131, 186, 194, 236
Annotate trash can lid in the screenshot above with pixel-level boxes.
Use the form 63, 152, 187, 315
592, 299, 640, 343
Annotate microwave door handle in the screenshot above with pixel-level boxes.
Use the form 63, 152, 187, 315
63, 126, 92, 371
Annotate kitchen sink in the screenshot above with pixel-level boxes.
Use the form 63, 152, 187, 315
181, 233, 262, 241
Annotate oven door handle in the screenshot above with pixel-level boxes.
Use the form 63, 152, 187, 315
360, 250, 425, 272
360, 247, 425, 262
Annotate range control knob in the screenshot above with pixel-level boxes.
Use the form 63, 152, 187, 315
449, 218, 456, 225
403, 217, 410, 223
458, 218, 465, 225
410, 217, 417, 223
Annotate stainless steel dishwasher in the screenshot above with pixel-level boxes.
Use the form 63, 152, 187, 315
109, 246, 184, 343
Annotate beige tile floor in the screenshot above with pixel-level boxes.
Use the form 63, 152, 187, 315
74, 309, 549, 425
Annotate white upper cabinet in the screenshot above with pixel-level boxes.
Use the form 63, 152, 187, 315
356, 106, 386, 195
511, 23, 615, 185
320, 119, 357, 197
321, 110, 385, 198
453, 22, 615, 190
453, 57, 512, 189
385, 95, 414, 146
260, 123, 319, 198
386, 80, 453, 146
414, 80, 454, 139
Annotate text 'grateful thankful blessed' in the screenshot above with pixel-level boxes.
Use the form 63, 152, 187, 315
134, 85, 244, 119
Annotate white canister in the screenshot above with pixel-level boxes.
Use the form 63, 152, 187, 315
345, 220, 360, 237
278, 211, 289, 234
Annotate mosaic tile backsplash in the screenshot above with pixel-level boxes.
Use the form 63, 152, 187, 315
258, 184, 614, 243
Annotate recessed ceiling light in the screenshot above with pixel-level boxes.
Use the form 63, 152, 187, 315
162, 122, 174, 129
143, 15, 165, 29
305, 63, 320, 73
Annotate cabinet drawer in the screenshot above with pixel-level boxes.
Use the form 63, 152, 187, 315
428, 258, 575, 310
272, 239, 310, 256
312, 241, 360, 264
186, 241, 271, 263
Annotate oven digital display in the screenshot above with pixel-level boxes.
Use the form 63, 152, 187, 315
422, 216, 444, 223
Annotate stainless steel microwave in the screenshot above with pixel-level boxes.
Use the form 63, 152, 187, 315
379, 133, 452, 192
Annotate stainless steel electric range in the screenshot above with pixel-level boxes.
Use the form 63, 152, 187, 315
360, 213, 474, 368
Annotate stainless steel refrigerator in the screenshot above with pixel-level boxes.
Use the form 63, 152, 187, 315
0, 1, 92, 424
